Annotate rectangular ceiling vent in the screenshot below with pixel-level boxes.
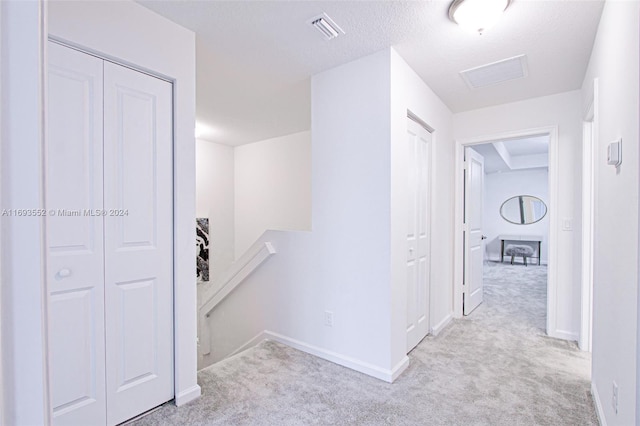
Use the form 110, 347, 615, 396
308, 13, 345, 41
460, 55, 528, 89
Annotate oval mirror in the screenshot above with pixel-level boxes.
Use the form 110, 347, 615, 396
500, 195, 547, 225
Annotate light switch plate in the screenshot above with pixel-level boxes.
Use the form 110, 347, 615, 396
608, 139, 622, 167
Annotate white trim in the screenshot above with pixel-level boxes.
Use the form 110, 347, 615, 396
0, 1, 51, 423
264, 331, 408, 383
453, 126, 561, 340
407, 111, 435, 133
453, 143, 465, 317
174, 385, 201, 407
41, 2, 53, 419
200, 242, 276, 318
0, 0, 4, 413
580, 79, 597, 352
227, 332, 270, 359
198, 241, 276, 356
430, 313, 453, 336
204, 330, 411, 383
547, 127, 560, 339
591, 383, 608, 426
389, 356, 411, 382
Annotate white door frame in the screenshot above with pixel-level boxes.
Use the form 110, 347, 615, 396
580, 79, 598, 352
453, 126, 559, 336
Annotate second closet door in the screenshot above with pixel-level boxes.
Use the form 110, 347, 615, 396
103, 61, 174, 426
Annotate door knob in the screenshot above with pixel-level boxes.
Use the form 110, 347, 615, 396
56, 268, 71, 279
481, 235, 487, 240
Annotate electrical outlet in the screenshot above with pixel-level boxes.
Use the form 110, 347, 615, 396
324, 311, 334, 327
612, 381, 618, 414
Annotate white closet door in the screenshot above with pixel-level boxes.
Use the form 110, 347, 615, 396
103, 61, 174, 425
47, 42, 107, 426
406, 118, 431, 352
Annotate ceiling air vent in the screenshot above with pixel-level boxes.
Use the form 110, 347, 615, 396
308, 13, 344, 40
460, 54, 528, 89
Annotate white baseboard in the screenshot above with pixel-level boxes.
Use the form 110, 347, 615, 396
264, 331, 405, 383
591, 382, 607, 426
547, 329, 579, 342
175, 384, 201, 406
390, 356, 410, 382
430, 313, 453, 336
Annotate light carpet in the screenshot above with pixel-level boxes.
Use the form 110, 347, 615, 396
131, 262, 597, 425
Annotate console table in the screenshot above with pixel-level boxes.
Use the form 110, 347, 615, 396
499, 235, 543, 265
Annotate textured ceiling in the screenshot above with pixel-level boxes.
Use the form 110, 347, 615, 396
139, 0, 604, 146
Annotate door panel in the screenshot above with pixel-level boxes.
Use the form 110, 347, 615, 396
116, 278, 157, 390
103, 61, 174, 425
463, 147, 485, 315
406, 118, 431, 352
47, 42, 106, 426
114, 87, 158, 248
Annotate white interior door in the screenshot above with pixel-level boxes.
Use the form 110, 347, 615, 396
103, 61, 174, 425
406, 118, 431, 352
463, 147, 485, 315
47, 42, 107, 425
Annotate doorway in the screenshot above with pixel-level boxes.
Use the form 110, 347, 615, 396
462, 137, 550, 326
454, 126, 559, 337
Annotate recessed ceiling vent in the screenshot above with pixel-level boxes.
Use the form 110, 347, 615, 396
460, 54, 528, 89
308, 13, 345, 40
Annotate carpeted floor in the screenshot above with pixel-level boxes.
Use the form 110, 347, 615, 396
131, 262, 597, 426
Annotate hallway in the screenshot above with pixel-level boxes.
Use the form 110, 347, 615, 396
132, 263, 596, 425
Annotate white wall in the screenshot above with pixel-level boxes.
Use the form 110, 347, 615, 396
308, 49, 394, 372
454, 90, 582, 341
48, 0, 200, 406
580, 2, 639, 424
196, 139, 234, 286
234, 131, 311, 257
484, 169, 549, 264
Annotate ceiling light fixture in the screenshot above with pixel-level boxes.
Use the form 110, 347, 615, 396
308, 13, 345, 41
449, 0, 512, 35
